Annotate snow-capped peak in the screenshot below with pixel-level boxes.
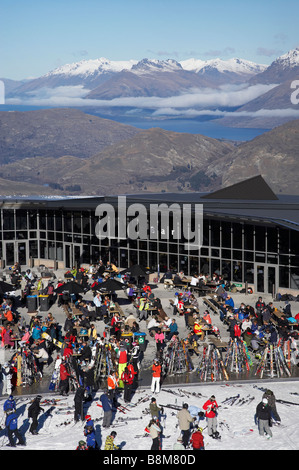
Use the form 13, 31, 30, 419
131, 58, 183, 74
44, 57, 138, 77
180, 57, 267, 75
273, 47, 299, 68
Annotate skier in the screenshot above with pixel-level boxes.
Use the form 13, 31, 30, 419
104, 430, 120, 450
100, 389, 113, 428
190, 425, 205, 450
74, 385, 85, 423
5, 410, 25, 447
151, 359, 161, 394
202, 395, 220, 439
148, 417, 162, 450
84, 414, 97, 450
255, 397, 273, 438
149, 397, 163, 419
176, 403, 193, 448
3, 395, 16, 415
28, 395, 44, 435
262, 389, 281, 424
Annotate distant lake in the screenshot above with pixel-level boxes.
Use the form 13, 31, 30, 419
115, 118, 270, 141
0, 104, 270, 142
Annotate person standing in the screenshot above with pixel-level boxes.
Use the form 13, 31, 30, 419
100, 389, 113, 428
203, 395, 219, 439
176, 403, 194, 448
190, 425, 205, 450
151, 359, 161, 394
74, 385, 85, 423
59, 359, 71, 396
107, 370, 119, 407
5, 411, 25, 447
256, 397, 273, 438
121, 366, 134, 403
28, 395, 44, 435
148, 418, 162, 450
149, 397, 163, 420
262, 389, 281, 424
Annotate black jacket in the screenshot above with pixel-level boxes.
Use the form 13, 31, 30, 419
256, 402, 272, 421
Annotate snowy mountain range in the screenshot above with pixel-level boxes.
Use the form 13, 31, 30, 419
7, 55, 268, 98
4, 48, 299, 129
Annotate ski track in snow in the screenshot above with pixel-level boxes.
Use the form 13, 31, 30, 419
0, 381, 298, 451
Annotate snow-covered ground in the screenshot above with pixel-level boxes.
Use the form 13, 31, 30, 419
0, 380, 298, 451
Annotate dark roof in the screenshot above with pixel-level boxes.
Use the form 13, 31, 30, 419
201, 175, 278, 200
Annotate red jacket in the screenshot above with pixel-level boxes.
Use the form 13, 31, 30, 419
121, 370, 133, 385
203, 399, 218, 418
60, 363, 70, 381
190, 430, 204, 449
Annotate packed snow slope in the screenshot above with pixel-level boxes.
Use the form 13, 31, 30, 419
0, 380, 298, 451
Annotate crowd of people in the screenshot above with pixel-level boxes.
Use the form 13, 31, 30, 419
0, 262, 298, 449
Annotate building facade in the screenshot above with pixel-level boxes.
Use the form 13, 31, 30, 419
0, 177, 298, 295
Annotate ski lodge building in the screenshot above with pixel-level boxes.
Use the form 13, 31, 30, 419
1, 175, 299, 296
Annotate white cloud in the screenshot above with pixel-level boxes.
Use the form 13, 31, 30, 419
8, 83, 299, 120
7, 83, 277, 110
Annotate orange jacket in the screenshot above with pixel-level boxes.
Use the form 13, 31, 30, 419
152, 364, 161, 378
107, 374, 119, 390
4, 310, 13, 322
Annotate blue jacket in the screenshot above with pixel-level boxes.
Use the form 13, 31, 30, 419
100, 393, 112, 412
5, 412, 18, 430
3, 398, 16, 413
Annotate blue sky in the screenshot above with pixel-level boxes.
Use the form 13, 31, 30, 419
1, 0, 299, 80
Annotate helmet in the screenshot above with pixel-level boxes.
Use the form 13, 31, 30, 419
110, 431, 117, 437
85, 414, 91, 420
78, 440, 86, 446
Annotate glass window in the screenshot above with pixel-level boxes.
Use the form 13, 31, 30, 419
233, 262, 242, 282
244, 225, 253, 251
221, 221, 231, 248
221, 260, 231, 280
255, 226, 265, 252
279, 266, 289, 288
3, 210, 14, 231
64, 212, 72, 233
73, 212, 82, 233
210, 220, 220, 247
40, 240, 47, 259
267, 227, 278, 253
232, 223, 242, 249
211, 258, 220, 276
47, 211, 55, 231
169, 254, 178, 272
278, 228, 289, 254
82, 212, 90, 234
149, 251, 158, 271
244, 263, 254, 284
28, 210, 38, 230
39, 212, 47, 230
203, 219, 209, 246
16, 210, 27, 230
290, 230, 299, 255
139, 251, 148, 267
56, 213, 63, 232
290, 267, 299, 289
